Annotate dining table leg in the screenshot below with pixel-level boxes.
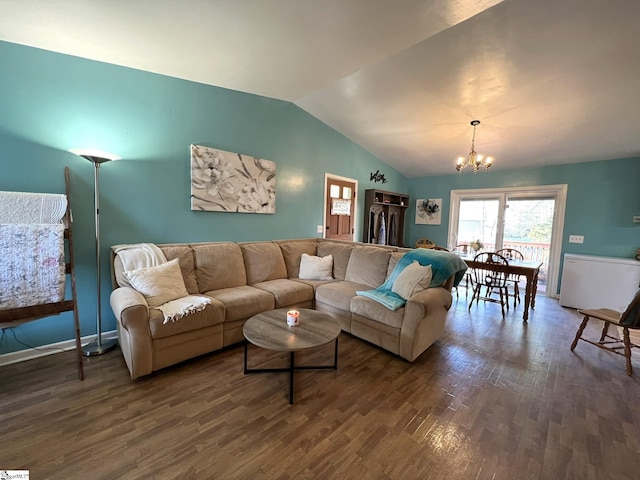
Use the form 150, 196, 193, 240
523, 273, 533, 321
531, 268, 540, 308
521, 268, 541, 321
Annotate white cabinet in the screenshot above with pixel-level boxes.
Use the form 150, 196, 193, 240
559, 254, 640, 310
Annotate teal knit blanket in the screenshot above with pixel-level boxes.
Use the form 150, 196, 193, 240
356, 249, 468, 310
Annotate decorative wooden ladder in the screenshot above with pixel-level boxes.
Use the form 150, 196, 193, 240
0, 167, 84, 380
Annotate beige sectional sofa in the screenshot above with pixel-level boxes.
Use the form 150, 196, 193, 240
110, 238, 457, 379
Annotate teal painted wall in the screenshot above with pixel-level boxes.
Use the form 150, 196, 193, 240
1, 40, 638, 356
406, 156, 640, 258
0, 41, 406, 354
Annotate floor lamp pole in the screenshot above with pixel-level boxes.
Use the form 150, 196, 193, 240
80, 155, 118, 356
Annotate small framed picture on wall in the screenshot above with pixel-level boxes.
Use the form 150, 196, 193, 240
415, 198, 442, 225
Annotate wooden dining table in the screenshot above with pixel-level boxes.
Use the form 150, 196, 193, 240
461, 255, 543, 321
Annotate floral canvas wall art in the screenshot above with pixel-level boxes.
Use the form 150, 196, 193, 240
415, 198, 442, 225
190, 144, 276, 214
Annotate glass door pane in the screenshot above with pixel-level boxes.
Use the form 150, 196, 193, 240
457, 198, 500, 252
503, 197, 555, 292
450, 184, 566, 297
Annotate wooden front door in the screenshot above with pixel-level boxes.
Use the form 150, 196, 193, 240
325, 178, 356, 241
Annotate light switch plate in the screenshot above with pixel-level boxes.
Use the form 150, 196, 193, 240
317, 225, 323, 233
569, 235, 584, 244
633, 215, 640, 224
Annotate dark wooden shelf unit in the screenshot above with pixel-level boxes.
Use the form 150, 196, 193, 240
363, 189, 409, 247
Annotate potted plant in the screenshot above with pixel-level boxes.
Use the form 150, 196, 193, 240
469, 239, 484, 253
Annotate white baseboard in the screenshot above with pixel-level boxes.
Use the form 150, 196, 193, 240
0, 330, 118, 366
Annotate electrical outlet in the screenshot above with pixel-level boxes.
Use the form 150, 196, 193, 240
633, 215, 640, 224
317, 225, 323, 234
569, 235, 584, 244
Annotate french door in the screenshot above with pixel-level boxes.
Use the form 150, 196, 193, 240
448, 185, 567, 296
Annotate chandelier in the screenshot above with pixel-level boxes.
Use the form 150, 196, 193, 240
456, 120, 493, 173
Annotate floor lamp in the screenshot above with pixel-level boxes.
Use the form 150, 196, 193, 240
70, 148, 121, 356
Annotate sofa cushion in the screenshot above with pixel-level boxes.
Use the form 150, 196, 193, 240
392, 262, 433, 300
386, 251, 406, 280
291, 278, 335, 292
317, 241, 353, 280
160, 245, 199, 294
350, 295, 405, 329
193, 243, 247, 291
345, 245, 391, 288
240, 242, 288, 284
252, 279, 314, 308
204, 285, 275, 322
124, 259, 189, 309
316, 281, 368, 312
276, 239, 318, 278
350, 314, 401, 355
299, 253, 334, 280
148, 299, 225, 340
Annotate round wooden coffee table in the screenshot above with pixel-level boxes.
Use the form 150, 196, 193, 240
243, 308, 341, 404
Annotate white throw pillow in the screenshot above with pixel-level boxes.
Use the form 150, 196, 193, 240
124, 259, 189, 308
298, 253, 334, 280
391, 261, 433, 300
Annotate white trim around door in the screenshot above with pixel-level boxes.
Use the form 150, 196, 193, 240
324, 173, 358, 241
449, 184, 567, 297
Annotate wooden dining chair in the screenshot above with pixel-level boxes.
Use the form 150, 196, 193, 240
570, 289, 640, 376
415, 238, 435, 249
468, 252, 510, 319
496, 248, 525, 307
453, 244, 469, 255
452, 244, 472, 298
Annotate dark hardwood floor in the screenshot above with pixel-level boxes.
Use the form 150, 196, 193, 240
1, 294, 639, 479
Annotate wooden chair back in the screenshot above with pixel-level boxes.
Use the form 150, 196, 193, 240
496, 248, 524, 261
470, 252, 509, 288
468, 252, 511, 318
620, 289, 640, 328
453, 244, 469, 255
415, 238, 435, 249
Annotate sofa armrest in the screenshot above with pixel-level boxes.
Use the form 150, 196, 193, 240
405, 286, 453, 319
110, 287, 153, 379
110, 287, 148, 327
399, 287, 453, 361
440, 274, 455, 292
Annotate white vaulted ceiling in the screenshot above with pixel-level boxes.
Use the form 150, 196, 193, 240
1, 0, 639, 176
